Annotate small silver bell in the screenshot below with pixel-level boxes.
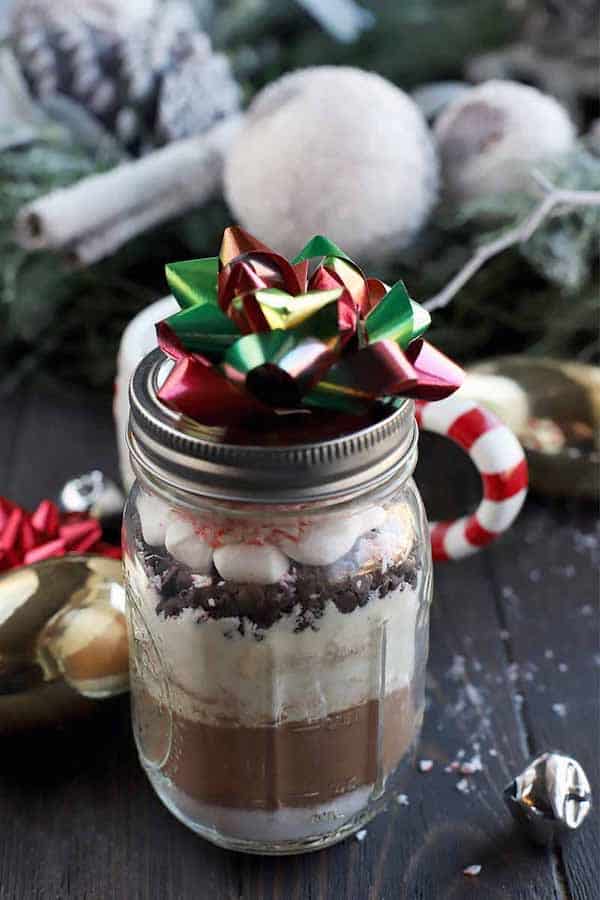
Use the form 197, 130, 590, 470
505, 752, 591, 845
60, 470, 124, 522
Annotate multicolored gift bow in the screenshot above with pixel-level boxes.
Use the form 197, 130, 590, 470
156, 228, 464, 424
0, 497, 121, 573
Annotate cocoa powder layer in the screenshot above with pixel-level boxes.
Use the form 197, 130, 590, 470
136, 686, 418, 810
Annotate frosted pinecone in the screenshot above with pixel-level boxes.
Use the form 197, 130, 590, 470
10, 0, 239, 153
156, 33, 241, 144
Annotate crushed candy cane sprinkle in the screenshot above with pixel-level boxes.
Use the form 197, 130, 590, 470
463, 865, 482, 877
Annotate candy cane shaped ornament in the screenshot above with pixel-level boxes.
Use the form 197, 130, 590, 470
415, 396, 528, 561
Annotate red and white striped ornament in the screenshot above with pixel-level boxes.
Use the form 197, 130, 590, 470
416, 396, 528, 562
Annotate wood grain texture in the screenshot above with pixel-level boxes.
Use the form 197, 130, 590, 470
487, 496, 599, 900
0, 381, 597, 900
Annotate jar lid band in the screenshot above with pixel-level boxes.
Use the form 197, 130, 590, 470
128, 349, 418, 503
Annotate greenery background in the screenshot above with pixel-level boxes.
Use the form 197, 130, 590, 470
0, 0, 598, 393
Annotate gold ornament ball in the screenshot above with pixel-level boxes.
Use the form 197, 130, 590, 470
0, 556, 128, 733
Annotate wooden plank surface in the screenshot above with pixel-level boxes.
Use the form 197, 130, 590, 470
488, 497, 599, 900
0, 379, 597, 900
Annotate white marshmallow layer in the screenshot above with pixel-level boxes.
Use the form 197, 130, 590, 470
280, 507, 388, 567
151, 774, 373, 843
139, 495, 403, 578
165, 519, 213, 573
137, 492, 173, 546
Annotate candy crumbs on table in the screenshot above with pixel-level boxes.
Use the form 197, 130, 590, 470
463, 865, 482, 877
456, 778, 471, 794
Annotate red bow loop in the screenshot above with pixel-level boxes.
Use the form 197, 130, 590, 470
0, 497, 121, 573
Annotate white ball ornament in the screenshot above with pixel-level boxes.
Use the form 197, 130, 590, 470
224, 66, 439, 264
434, 80, 576, 203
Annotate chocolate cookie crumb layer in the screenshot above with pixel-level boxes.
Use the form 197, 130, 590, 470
140, 539, 420, 631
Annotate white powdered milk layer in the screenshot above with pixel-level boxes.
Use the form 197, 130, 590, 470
127, 556, 421, 727
151, 771, 373, 844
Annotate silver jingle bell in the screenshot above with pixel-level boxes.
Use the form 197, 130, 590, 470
60, 470, 124, 522
504, 751, 591, 845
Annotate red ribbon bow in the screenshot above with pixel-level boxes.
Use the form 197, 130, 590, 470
0, 497, 121, 573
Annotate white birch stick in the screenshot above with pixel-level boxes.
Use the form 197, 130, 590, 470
424, 174, 600, 313
15, 115, 242, 265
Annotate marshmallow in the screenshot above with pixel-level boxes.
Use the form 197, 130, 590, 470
328, 503, 414, 577
383, 503, 415, 561
136, 492, 172, 546
280, 516, 361, 566
213, 543, 289, 584
165, 519, 213, 573
356, 506, 387, 536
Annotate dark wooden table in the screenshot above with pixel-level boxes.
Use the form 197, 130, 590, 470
1, 376, 598, 900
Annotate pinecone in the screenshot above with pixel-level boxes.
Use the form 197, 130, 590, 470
10, 0, 239, 154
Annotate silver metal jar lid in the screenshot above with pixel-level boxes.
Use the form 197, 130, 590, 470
128, 349, 418, 503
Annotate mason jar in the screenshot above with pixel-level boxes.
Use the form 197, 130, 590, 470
123, 349, 526, 854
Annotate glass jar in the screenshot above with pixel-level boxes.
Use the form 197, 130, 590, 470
123, 350, 526, 854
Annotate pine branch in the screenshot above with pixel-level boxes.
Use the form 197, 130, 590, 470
424, 174, 600, 313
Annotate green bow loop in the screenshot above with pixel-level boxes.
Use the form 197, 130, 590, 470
365, 279, 431, 348
165, 257, 219, 309
223, 330, 333, 408
292, 235, 354, 265
223, 331, 295, 377
165, 302, 239, 356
